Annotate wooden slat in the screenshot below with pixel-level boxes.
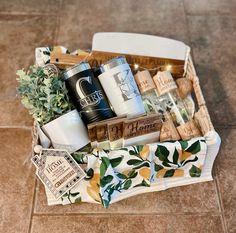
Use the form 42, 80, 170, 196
50, 50, 185, 78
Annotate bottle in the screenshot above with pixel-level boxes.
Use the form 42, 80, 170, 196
134, 70, 165, 116
134, 70, 181, 141
153, 71, 201, 140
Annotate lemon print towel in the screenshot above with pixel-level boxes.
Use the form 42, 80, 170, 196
55, 137, 207, 208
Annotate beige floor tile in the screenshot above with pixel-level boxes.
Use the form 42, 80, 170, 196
34, 179, 219, 214
56, 0, 189, 50
187, 15, 236, 126
214, 128, 236, 233
0, 129, 35, 233
0, 190, 34, 233
224, 210, 236, 233
30, 214, 224, 233
31, 215, 108, 233
0, 15, 57, 99
183, 0, 236, 15
0, 98, 33, 126
107, 215, 224, 233
0, 128, 35, 193
0, 0, 61, 14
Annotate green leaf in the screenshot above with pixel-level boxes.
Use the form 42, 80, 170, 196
127, 170, 138, 179
100, 157, 110, 178
141, 179, 150, 187
123, 179, 132, 190
16, 65, 73, 125
181, 156, 198, 166
129, 150, 137, 155
162, 161, 172, 167
179, 140, 188, 150
173, 148, 179, 164
102, 199, 110, 208
116, 173, 127, 179
133, 179, 150, 188
103, 149, 110, 153
155, 145, 170, 161
189, 165, 201, 177
127, 159, 143, 166
164, 169, 175, 177
119, 148, 128, 151
154, 164, 163, 172
100, 175, 113, 187
74, 197, 82, 203
133, 161, 150, 169
72, 153, 86, 164
136, 145, 144, 153
70, 192, 80, 197
100, 163, 107, 178
110, 157, 123, 168
186, 141, 201, 154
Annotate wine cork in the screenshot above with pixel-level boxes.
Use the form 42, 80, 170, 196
176, 78, 193, 99
176, 119, 202, 140
160, 120, 181, 142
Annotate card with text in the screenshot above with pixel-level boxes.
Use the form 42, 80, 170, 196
32, 149, 86, 199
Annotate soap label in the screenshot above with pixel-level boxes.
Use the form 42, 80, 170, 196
32, 149, 86, 199
153, 71, 177, 95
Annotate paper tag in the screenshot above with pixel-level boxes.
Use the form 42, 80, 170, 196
32, 149, 86, 199
153, 71, 177, 95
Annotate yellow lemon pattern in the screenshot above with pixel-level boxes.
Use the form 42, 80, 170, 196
173, 169, 184, 177
180, 151, 192, 161
139, 167, 151, 180
87, 173, 101, 203
156, 169, 168, 178
140, 145, 150, 160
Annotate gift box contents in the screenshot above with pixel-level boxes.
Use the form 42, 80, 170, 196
16, 33, 219, 206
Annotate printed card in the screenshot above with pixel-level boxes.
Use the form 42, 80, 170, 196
32, 149, 86, 199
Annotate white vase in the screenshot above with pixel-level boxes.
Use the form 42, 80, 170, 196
42, 109, 90, 153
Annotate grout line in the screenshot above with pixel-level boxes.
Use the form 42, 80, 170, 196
27, 178, 37, 233
214, 174, 229, 233
0, 126, 32, 130
53, 0, 64, 45
181, 0, 192, 46
215, 125, 236, 129
0, 12, 58, 17
33, 211, 222, 217
185, 13, 236, 17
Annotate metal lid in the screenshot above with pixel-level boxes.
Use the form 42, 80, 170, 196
63, 62, 91, 80
100, 56, 127, 73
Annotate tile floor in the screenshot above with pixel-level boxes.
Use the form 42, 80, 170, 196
0, 0, 235, 232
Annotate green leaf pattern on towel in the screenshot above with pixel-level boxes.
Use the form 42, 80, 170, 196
61, 137, 206, 208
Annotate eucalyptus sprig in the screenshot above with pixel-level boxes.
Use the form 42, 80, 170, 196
16, 65, 74, 125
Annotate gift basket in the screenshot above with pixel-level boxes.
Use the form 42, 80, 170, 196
16, 33, 221, 208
